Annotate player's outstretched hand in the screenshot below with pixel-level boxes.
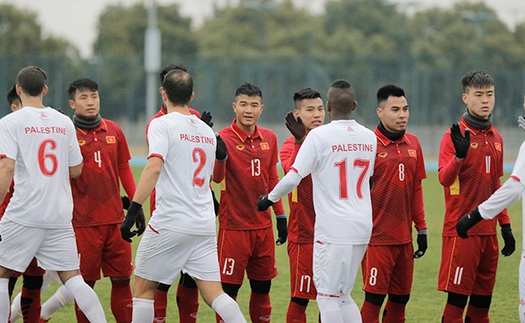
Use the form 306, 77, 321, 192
257, 195, 274, 211
518, 116, 525, 132
201, 111, 214, 128
456, 207, 482, 239
216, 134, 228, 161
413, 230, 428, 259
501, 224, 516, 257
121, 196, 131, 210
450, 123, 470, 159
135, 208, 146, 236
275, 215, 288, 246
285, 112, 306, 141
121, 201, 142, 243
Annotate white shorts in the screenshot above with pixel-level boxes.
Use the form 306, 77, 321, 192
0, 219, 79, 273
134, 226, 220, 285
313, 241, 367, 295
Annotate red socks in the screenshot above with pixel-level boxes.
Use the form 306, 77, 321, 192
154, 289, 168, 322
360, 300, 381, 323
286, 301, 307, 323
110, 279, 132, 323
442, 303, 465, 323
465, 305, 489, 323
177, 284, 199, 323
382, 300, 406, 323
20, 286, 41, 323
250, 292, 272, 322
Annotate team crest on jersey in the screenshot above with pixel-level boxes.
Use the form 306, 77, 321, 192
378, 152, 388, 158
106, 136, 116, 144
236, 145, 245, 151
494, 142, 502, 151
408, 149, 417, 157
78, 140, 86, 147
470, 143, 478, 149
347, 126, 354, 132
260, 142, 270, 150
40, 112, 48, 119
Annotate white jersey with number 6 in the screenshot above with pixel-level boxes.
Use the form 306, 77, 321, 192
147, 112, 216, 235
0, 107, 82, 228
273, 119, 376, 244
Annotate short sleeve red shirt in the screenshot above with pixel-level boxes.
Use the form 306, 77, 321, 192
71, 119, 132, 227
280, 136, 315, 244
370, 129, 427, 245
438, 117, 508, 237
216, 120, 282, 230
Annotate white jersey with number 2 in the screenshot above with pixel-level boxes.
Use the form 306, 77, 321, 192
147, 112, 216, 235
0, 107, 82, 228
270, 119, 376, 244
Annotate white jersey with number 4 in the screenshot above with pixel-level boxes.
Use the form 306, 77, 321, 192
0, 107, 82, 228
271, 119, 376, 244
147, 112, 216, 235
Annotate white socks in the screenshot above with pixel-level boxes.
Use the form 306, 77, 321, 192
64, 275, 106, 323
211, 293, 247, 323
132, 298, 154, 323
339, 293, 361, 323
41, 285, 74, 319
0, 279, 9, 323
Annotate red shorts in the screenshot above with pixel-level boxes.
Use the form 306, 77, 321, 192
217, 227, 277, 285
11, 258, 45, 278
438, 235, 498, 296
288, 241, 317, 300
362, 244, 414, 295
74, 223, 133, 281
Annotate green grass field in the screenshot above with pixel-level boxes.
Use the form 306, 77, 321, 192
11, 170, 522, 322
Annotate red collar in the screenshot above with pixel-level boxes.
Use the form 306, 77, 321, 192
230, 119, 264, 142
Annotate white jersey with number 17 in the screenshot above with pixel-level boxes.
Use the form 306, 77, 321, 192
290, 119, 376, 245
0, 107, 82, 228
147, 112, 216, 235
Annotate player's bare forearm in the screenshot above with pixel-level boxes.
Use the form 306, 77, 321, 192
69, 163, 83, 179
133, 157, 162, 205
0, 158, 14, 202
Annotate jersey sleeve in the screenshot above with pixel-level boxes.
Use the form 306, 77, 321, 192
67, 119, 83, 166
147, 119, 168, 159
438, 130, 462, 187
288, 132, 317, 179
280, 137, 299, 173
478, 178, 524, 219
0, 118, 18, 160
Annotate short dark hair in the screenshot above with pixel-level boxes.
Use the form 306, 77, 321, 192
68, 78, 99, 100
461, 71, 495, 93
327, 79, 355, 113
7, 84, 20, 105
377, 85, 405, 106
16, 66, 47, 97
293, 88, 322, 103
162, 69, 193, 106
235, 82, 263, 100
159, 63, 188, 83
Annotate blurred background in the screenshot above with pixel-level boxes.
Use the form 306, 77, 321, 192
0, 0, 524, 160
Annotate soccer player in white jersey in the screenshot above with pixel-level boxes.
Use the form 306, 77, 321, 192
258, 79, 377, 323
456, 106, 525, 323
0, 65, 106, 322
120, 69, 247, 323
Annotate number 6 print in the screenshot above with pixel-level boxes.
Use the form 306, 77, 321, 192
38, 139, 58, 176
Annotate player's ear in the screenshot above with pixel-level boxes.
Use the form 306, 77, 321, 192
189, 92, 195, 103
69, 100, 76, 110
461, 92, 468, 105
42, 85, 48, 96
376, 106, 382, 118
352, 101, 357, 111
293, 109, 300, 118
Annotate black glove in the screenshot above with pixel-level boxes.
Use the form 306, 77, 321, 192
501, 224, 516, 257
276, 215, 288, 245
450, 123, 470, 159
201, 111, 214, 128
413, 230, 428, 259
257, 195, 274, 211
135, 208, 146, 236
216, 134, 227, 160
211, 189, 220, 217
121, 201, 143, 243
284, 112, 306, 141
518, 116, 525, 132
456, 207, 483, 239
121, 196, 131, 210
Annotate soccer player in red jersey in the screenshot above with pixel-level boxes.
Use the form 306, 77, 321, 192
280, 88, 325, 322
213, 82, 287, 323
438, 71, 515, 323
360, 85, 427, 323
67, 78, 144, 323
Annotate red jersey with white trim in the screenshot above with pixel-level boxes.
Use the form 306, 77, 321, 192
0, 181, 13, 218
280, 135, 315, 244
438, 116, 509, 237
71, 119, 134, 227
370, 128, 427, 245
214, 120, 285, 230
